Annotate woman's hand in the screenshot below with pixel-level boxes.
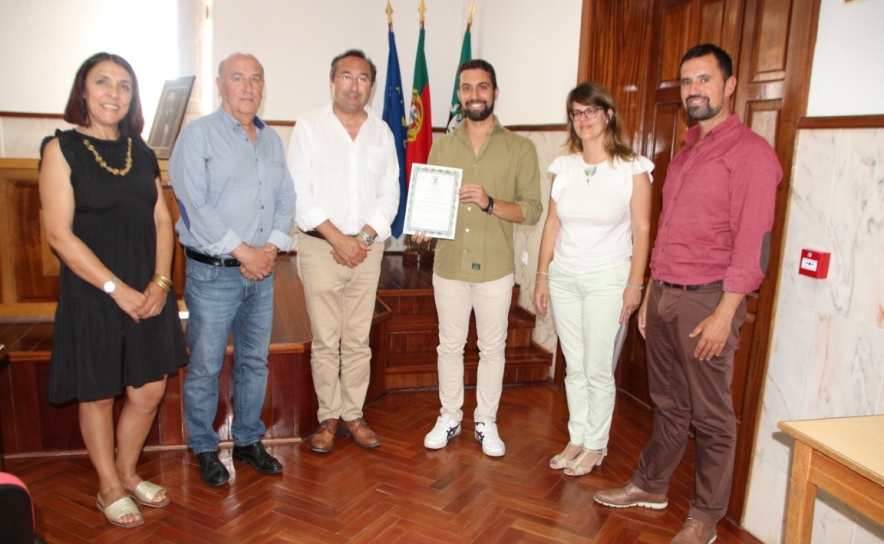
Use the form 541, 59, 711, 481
110, 283, 149, 323
534, 282, 550, 316
619, 286, 642, 324
137, 282, 168, 319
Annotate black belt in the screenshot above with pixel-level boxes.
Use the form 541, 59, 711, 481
303, 230, 357, 241
656, 279, 723, 291
184, 247, 241, 267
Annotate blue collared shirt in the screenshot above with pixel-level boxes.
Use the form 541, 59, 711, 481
169, 107, 295, 257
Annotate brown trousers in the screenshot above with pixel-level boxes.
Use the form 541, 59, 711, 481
631, 281, 746, 526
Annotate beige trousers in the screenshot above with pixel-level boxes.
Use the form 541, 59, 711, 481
297, 234, 383, 422
433, 273, 514, 424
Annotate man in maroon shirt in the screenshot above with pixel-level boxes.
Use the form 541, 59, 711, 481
593, 44, 782, 544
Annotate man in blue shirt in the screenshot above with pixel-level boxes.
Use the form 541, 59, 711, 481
169, 53, 295, 487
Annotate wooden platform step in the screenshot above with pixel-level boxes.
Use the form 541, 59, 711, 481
385, 341, 552, 390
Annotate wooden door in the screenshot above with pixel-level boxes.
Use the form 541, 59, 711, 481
578, 0, 819, 523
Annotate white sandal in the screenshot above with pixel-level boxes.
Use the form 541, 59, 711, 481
564, 448, 607, 477
549, 444, 582, 470
127, 480, 170, 508
97, 495, 144, 528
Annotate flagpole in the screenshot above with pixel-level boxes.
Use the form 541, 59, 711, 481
386, 0, 393, 31
404, 0, 436, 262
467, 0, 475, 32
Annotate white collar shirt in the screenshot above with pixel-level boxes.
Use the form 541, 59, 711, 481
287, 103, 400, 241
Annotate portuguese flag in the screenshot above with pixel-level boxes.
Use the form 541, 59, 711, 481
405, 27, 432, 187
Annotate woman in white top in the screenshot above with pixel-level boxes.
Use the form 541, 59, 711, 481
534, 82, 653, 476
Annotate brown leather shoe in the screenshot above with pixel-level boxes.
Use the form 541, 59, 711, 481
593, 481, 668, 509
671, 518, 717, 544
310, 418, 338, 453
339, 417, 380, 448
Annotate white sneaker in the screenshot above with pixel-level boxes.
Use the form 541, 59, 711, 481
423, 414, 461, 449
475, 422, 505, 457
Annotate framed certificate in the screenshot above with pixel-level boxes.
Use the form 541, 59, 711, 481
403, 164, 463, 240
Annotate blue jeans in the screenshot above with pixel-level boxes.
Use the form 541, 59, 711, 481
183, 259, 274, 453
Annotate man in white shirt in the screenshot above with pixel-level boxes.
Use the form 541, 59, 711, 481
287, 49, 400, 453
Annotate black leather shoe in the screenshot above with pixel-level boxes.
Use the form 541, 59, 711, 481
197, 451, 230, 487
232, 442, 283, 474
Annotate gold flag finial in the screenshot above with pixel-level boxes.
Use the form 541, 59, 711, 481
386, 0, 393, 30
467, 0, 476, 31
418, 0, 426, 27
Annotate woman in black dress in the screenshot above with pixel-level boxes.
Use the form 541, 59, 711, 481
39, 53, 187, 528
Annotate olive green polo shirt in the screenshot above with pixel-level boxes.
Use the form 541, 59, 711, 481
429, 117, 542, 283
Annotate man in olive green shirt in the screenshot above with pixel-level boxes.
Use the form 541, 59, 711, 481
414, 59, 542, 457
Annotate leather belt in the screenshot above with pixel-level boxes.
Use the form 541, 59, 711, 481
303, 230, 358, 241
184, 247, 241, 267
656, 279, 723, 291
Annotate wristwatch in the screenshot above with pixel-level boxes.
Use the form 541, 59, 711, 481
102, 276, 117, 294
358, 230, 375, 245
481, 196, 495, 215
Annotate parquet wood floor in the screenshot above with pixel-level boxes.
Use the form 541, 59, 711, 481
5, 385, 763, 543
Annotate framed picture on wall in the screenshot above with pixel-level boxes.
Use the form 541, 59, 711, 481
147, 75, 195, 159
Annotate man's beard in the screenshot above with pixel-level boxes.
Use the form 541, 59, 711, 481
685, 95, 723, 121
463, 100, 494, 121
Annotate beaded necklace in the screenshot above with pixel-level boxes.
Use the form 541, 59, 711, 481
82, 137, 133, 176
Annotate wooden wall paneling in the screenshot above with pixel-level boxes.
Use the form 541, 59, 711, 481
660, 1, 695, 84
297, 345, 318, 438
797, 114, 884, 129
0, 350, 6, 466
157, 366, 185, 446
10, 180, 59, 303
366, 300, 392, 405
161, 184, 186, 300
0, 177, 8, 306
578, 0, 655, 151
727, 0, 821, 523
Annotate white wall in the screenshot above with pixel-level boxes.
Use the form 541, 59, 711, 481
211, 0, 581, 125
0, 0, 581, 128
806, 0, 884, 116
0, 0, 179, 129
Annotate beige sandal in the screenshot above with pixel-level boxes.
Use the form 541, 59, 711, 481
564, 448, 607, 477
127, 480, 170, 508
96, 495, 144, 528
549, 444, 582, 470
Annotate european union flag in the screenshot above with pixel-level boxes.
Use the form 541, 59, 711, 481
383, 29, 408, 238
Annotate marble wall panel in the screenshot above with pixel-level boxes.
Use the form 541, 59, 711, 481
745, 127, 884, 544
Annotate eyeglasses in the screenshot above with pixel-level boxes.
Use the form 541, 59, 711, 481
569, 106, 606, 121
336, 73, 371, 85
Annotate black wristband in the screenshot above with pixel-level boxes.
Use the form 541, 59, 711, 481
482, 195, 494, 214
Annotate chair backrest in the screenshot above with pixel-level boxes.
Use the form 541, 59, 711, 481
0, 472, 36, 544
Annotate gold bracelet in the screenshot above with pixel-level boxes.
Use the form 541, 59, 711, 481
535, 278, 549, 283
151, 273, 172, 287
150, 274, 173, 292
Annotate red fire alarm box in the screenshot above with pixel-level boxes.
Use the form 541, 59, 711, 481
798, 249, 830, 279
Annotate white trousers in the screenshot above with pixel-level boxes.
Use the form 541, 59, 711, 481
549, 261, 628, 449
433, 273, 514, 424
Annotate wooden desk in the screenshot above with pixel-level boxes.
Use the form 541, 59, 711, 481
778, 416, 884, 543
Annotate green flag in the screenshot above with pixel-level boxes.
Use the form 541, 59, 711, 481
446, 29, 472, 133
